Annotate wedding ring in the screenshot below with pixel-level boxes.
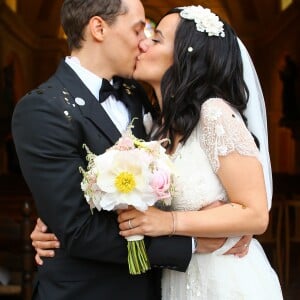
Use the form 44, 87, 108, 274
128, 219, 133, 229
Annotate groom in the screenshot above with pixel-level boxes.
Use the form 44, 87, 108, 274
12, 1, 193, 299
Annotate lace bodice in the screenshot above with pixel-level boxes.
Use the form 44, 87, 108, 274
171, 98, 259, 211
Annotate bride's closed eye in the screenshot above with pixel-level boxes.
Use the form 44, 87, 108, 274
151, 29, 164, 44
151, 38, 160, 44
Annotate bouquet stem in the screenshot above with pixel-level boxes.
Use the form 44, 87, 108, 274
126, 235, 150, 275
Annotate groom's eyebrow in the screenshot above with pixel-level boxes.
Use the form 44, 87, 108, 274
134, 20, 146, 30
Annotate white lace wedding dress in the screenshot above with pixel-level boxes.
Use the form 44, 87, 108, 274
161, 98, 283, 300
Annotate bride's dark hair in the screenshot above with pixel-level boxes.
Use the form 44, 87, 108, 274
153, 8, 249, 150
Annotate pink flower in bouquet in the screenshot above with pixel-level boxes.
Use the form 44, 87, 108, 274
114, 135, 135, 150
150, 168, 171, 201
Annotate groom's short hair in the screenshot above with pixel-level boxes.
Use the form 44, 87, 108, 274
61, 0, 127, 50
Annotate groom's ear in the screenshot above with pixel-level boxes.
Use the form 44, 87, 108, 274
88, 16, 106, 42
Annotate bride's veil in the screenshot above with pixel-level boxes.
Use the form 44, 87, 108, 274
238, 38, 273, 209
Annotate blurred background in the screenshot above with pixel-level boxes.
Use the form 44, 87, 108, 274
0, 0, 299, 299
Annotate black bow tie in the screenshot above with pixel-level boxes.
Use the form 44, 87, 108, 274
99, 78, 125, 104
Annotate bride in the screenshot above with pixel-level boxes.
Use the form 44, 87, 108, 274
117, 5, 283, 299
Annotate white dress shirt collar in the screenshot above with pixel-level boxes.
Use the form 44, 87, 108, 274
65, 56, 129, 133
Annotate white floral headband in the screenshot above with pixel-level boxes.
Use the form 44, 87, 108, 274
178, 5, 225, 38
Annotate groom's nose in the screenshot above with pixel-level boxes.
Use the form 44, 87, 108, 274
139, 38, 152, 53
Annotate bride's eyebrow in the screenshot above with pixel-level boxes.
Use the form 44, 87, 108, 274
154, 29, 164, 39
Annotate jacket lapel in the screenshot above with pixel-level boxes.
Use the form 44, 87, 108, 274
54, 61, 122, 144
119, 81, 147, 140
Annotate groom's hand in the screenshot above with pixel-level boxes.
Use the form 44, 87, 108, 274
195, 235, 251, 257
196, 237, 227, 253
224, 235, 252, 257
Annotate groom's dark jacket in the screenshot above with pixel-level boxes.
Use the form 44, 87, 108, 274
12, 61, 192, 300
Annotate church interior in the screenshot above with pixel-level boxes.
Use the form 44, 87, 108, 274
0, 0, 299, 299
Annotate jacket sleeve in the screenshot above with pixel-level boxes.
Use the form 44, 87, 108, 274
147, 235, 192, 272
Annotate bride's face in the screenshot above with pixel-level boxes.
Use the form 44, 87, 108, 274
133, 13, 180, 88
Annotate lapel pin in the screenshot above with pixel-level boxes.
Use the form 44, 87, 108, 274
75, 97, 86, 106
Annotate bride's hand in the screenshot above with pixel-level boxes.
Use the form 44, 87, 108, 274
118, 206, 173, 237
31, 218, 60, 265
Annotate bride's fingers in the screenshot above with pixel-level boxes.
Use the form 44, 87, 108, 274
32, 240, 60, 250
119, 228, 137, 237
119, 218, 140, 231
36, 248, 55, 258
35, 253, 44, 265
33, 244, 59, 263
119, 221, 143, 237
117, 210, 141, 224
36, 217, 48, 232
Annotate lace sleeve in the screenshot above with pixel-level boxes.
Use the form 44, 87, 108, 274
199, 98, 260, 173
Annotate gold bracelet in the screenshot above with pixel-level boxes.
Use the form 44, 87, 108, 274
170, 211, 176, 235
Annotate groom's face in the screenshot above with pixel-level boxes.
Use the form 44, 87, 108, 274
103, 0, 146, 78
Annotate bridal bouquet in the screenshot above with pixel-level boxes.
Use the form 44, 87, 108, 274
79, 122, 174, 275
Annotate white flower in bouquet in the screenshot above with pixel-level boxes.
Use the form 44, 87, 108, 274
94, 149, 156, 211
79, 121, 174, 275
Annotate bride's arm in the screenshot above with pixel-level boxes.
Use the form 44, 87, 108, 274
31, 218, 60, 265
118, 152, 268, 238
168, 152, 268, 237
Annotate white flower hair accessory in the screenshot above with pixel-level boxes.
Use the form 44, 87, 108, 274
178, 5, 225, 37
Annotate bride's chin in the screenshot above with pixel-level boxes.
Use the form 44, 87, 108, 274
133, 66, 148, 82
